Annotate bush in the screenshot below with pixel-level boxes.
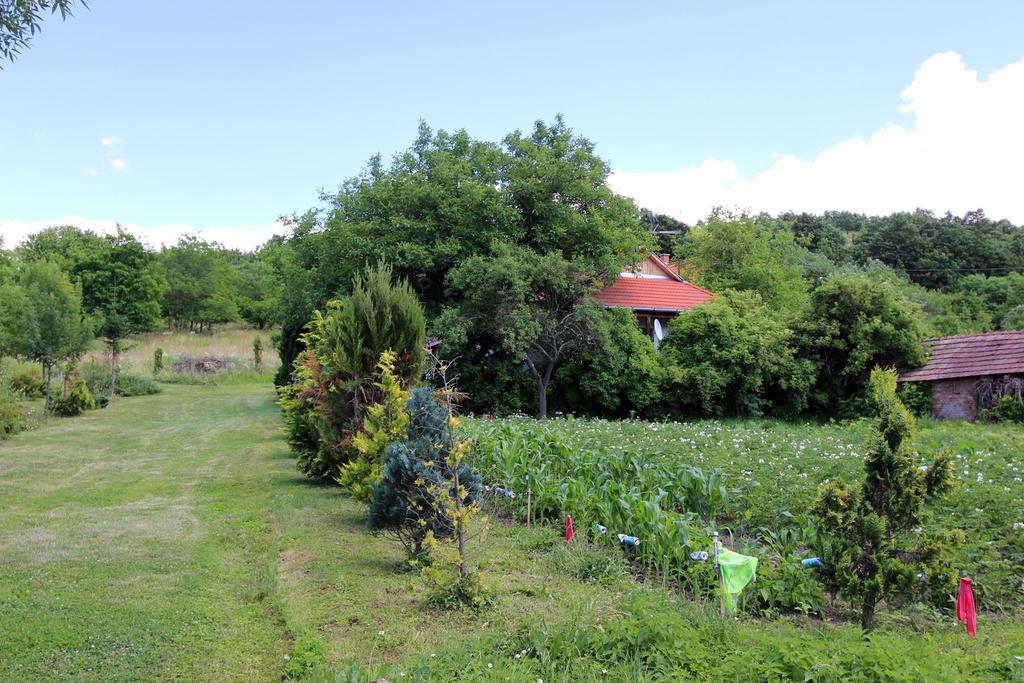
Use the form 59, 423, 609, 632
659, 290, 814, 417
367, 388, 482, 563
799, 271, 929, 416
553, 307, 661, 416
897, 381, 932, 417
751, 559, 824, 617
285, 262, 426, 481
0, 395, 28, 438
80, 362, 161, 397
990, 394, 1024, 424
51, 380, 96, 417
9, 366, 47, 398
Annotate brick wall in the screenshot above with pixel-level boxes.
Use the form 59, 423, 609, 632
931, 377, 977, 421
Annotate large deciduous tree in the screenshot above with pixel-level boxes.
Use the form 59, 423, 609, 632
274, 117, 652, 386
0, 260, 92, 418
680, 210, 808, 313
72, 228, 164, 397
438, 244, 598, 418
799, 271, 929, 415
159, 235, 240, 332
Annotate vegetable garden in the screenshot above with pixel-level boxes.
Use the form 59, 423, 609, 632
466, 409, 1024, 616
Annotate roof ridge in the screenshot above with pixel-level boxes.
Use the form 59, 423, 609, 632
927, 329, 1024, 342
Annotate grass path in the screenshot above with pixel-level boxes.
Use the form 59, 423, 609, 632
0, 383, 294, 681
0, 382, 620, 681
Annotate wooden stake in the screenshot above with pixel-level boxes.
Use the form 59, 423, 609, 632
712, 531, 724, 617
527, 486, 532, 529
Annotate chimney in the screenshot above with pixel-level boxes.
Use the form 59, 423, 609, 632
660, 253, 671, 264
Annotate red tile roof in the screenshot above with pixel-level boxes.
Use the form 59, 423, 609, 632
898, 330, 1024, 382
594, 275, 715, 312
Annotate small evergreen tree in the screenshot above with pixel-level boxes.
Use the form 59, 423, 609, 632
153, 347, 164, 375
252, 336, 263, 371
366, 387, 482, 566
287, 261, 425, 480
811, 367, 955, 631
337, 350, 410, 502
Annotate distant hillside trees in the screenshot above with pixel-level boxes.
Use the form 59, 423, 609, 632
160, 235, 239, 331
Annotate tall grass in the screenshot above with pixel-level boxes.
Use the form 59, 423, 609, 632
82, 324, 280, 378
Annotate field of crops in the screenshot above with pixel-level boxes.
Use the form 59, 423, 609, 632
466, 415, 1024, 614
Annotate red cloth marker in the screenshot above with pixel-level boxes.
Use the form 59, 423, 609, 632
565, 515, 574, 542
957, 577, 976, 636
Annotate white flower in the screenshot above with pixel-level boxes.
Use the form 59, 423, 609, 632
1013, 522, 1024, 530
487, 663, 493, 669
378, 630, 385, 636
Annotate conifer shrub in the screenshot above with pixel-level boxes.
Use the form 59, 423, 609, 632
366, 387, 482, 566
810, 367, 955, 631
283, 262, 425, 481
337, 350, 410, 502
51, 379, 96, 417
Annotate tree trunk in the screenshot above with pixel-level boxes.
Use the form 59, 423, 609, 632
43, 363, 52, 421
537, 377, 548, 419
536, 357, 557, 419
110, 341, 119, 398
453, 466, 468, 580
860, 594, 877, 632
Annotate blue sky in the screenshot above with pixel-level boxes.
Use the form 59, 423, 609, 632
2, 1, 1024, 249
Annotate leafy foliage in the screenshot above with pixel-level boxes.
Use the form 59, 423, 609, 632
0, 0, 82, 64
0, 260, 92, 418
438, 244, 600, 418
273, 117, 652, 383
50, 379, 95, 417
810, 368, 955, 630
159, 235, 239, 331
680, 211, 809, 312
800, 271, 929, 415
659, 290, 814, 417
553, 307, 661, 416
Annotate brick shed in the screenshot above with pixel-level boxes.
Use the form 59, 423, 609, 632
898, 330, 1024, 420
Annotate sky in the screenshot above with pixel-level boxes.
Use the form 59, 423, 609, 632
2, 1, 1023, 250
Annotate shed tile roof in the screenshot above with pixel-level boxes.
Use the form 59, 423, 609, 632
593, 275, 715, 312
898, 330, 1024, 382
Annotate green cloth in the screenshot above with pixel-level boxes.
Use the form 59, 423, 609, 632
716, 544, 757, 614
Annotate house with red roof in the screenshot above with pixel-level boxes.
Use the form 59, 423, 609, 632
898, 330, 1024, 420
593, 253, 715, 346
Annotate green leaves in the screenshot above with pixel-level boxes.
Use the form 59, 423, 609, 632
810, 367, 958, 630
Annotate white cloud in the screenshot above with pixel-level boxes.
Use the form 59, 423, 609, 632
608, 52, 1024, 224
99, 135, 127, 171
0, 216, 285, 251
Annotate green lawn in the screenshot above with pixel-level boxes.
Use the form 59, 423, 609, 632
0, 383, 629, 681
0, 383, 291, 680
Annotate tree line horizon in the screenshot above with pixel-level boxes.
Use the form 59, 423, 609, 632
3, 118, 1023, 420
